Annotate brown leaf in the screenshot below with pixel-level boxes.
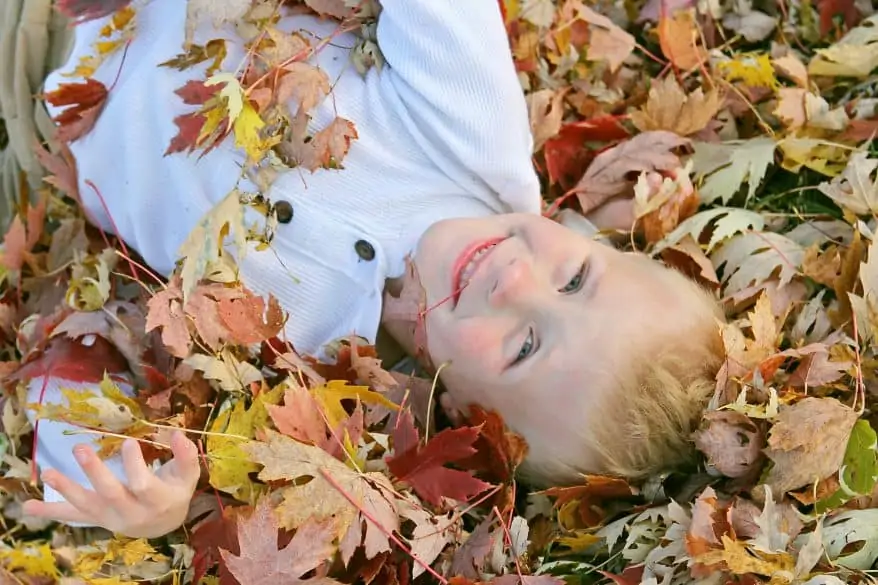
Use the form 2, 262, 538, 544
33, 141, 79, 199
450, 517, 497, 579
541, 475, 637, 529
637, 168, 700, 243
660, 235, 720, 288
2, 216, 27, 272
764, 397, 859, 494
572, 2, 636, 72
220, 498, 341, 585
630, 77, 723, 136
693, 411, 765, 478
304, 0, 352, 19
280, 114, 359, 172
658, 9, 708, 71
686, 487, 730, 562
526, 89, 567, 152
572, 131, 689, 214
276, 63, 331, 113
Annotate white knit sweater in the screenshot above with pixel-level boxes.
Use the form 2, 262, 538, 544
30, 0, 541, 509
46, 0, 542, 355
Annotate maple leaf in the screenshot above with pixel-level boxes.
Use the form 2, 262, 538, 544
206, 385, 284, 502
541, 475, 636, 530
692, 137, 776, 205
185, 351, 263, 392
56, 0, 132, 23
43, 78, 109, 143
571, 2, 635, 72
267, 385, 327, 444
693, 411, 765, 478
817, 152, 878, 216
276, 63, 332, 113
2, 216, 27, 273
220, 498, 341, 585
33, 141, 79, 199
526, 89, 567, 152
712, 231, 804, 298
398, 498, 458, 578
217, 293, 285, 345
146, 284, 191, 358
311, 380, 398, 429
658, 9, 707, 71
629, 76, 723, 137
280, 115, 359, 172
764, 397, 859, 494
386, 410, 493, 506
809, 14, 878, 78
543, 117, 629, 189
244, 429, 400, 560
160, 39, 228, 77
184, 0, 252, 48
571, 131, 689, 216
458, 406, 528, 485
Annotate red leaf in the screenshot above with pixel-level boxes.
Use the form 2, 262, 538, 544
165, 113, 207, 156
459, 406, 528, 484
817, 0, 861, 36
267, 386, 327, 444
10, 336, 129, 385
44, 79, 109, 143
55, 0, 133, 23
386, 410, 493, 506
841, 118, 878, 142
33, 141, 79, 199
599, 566, 646, 585
544, 117, 630, 189
541, 475, 638, 528
176, 80, 220, 105
191, 508, 241, 585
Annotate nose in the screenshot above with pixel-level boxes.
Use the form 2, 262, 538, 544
489, 257, 536, 307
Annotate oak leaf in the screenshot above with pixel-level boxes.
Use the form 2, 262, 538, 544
629, 77, 723, 137
220, 498, 341, 585
764, 397, 859, 494
43, 78, 109, 143
711, 231, 804, 298
386, 410, 493, 506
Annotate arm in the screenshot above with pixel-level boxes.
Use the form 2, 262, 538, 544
376, 0, 541, 214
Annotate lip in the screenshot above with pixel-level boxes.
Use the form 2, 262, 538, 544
451, 237, 506, 307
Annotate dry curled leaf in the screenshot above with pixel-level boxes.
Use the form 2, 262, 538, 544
694, 411, 765, 478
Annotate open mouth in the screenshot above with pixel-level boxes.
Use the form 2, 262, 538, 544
452, 237, 505, 306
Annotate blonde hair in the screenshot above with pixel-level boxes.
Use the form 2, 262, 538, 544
518, 270, 725, 487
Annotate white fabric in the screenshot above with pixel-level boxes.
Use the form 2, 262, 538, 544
45, 0, 541, 356
30, 0, 541, 520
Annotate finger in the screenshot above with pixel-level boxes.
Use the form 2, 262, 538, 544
73, 444, 132, 506
121, 438, 157, 498
22, 499, 92, 525
39, 468, 103, 517
164, 431, 200, 487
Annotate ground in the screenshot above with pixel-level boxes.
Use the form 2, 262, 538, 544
2, 0, 878, 584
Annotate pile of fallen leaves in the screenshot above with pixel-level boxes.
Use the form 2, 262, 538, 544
3, 0, 878, 583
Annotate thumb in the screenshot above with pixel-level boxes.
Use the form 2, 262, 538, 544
165, 431, 201, 487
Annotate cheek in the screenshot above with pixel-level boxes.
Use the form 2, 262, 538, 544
424, 315, 504, 370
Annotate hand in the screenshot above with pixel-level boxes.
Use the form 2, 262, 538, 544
22, 431, 201, 538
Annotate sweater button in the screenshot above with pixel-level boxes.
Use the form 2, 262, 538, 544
274, 200, 294, 224
354, 239, 375, 261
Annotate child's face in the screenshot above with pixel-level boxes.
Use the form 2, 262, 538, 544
413, 213, 715, 470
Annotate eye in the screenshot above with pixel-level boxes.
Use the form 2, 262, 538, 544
559, 262, 588, 294
512, 327, 536, 366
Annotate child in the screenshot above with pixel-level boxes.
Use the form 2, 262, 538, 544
12, 0, 724, 538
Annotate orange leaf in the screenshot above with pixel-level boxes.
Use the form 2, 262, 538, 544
658, 10, 707, 71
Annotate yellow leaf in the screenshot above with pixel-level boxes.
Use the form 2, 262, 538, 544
74, 550, 108, 576
779, 138, 849, 176
658, 9, 707, 71
718, 53, 779, 89
555, 531, 603, 553
0, 543, 60, 579
695, 536, 795, 576
206, 385, 284, 502
311, 380, 399, 429
233, 103, 268, 162
106, 537, 169, 567
87, 578, 141, 585
206, 73, 245, 126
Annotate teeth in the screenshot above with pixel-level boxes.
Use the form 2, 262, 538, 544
461, 244, 496, 283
